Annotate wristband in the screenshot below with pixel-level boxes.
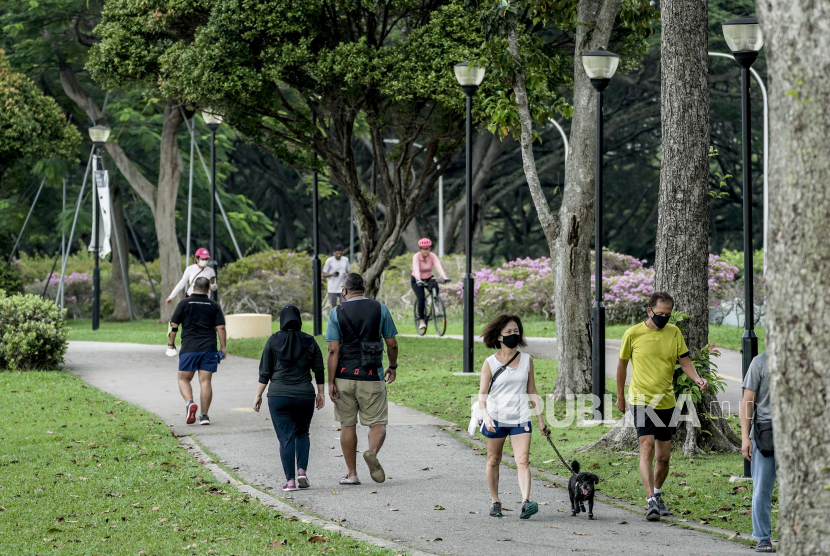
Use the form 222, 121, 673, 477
388, 364, 398, 370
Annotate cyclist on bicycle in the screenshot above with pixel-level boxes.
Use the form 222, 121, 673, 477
412, 238, 449, 332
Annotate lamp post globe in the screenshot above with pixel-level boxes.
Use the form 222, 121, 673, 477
454, 60, 485, 374
581, 46, 619, 421
202, 110, 222, 300
87, 124, 110, 331
723, 13, 763, 477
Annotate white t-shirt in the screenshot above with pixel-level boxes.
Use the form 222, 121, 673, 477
167, 264, 217, 299
486, 352, 532, 425
323, 256, 350, 293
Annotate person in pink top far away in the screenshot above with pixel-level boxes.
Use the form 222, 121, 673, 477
411, 238, 449, 332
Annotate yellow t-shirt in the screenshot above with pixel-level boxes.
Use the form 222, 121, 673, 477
620, 321, 689, 410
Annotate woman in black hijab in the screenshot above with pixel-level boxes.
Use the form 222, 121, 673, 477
254, 305, 325, 492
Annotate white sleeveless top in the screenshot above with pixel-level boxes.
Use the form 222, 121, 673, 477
486, 351, 532, 426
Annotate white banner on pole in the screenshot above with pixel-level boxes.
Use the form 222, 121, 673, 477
89, 169, 112, 258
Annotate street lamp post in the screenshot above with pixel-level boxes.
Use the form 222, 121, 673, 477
203, 111, 222, 302
582, 47, 620, 421
88, 124, 111, 331
312, 113, 322, 336
723, 12, 763, 478
454, 60, 485, 374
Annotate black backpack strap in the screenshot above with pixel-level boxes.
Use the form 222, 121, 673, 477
487, 351, 520, 394
337, 301, 381, 342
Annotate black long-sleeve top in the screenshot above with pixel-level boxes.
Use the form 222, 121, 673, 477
258, 332, 325, 399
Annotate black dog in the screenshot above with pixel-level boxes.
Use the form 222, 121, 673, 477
568, 460, 600, 520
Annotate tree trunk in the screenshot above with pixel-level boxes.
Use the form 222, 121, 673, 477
108, 177, 133, 321
552, 0, 623, 399
154, 100, 184, 322
757, 2, 830, 553
58, 67, 183, 322
654, 0, 710, 351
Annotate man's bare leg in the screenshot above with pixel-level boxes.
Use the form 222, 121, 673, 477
368, 424, 386, 454
639, 435, 656, 498
340, 425, 358, 478
198, 370, 213, 414
654, 439, 672, 490
178, 371, 196, 403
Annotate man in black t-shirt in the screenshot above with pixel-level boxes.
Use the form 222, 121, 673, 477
168, 277, 227, 426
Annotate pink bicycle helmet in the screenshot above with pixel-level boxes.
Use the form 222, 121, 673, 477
194, 247, 211, 259
418, 238, 433, 248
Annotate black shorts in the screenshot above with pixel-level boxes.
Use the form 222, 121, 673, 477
631, 405, 676, 442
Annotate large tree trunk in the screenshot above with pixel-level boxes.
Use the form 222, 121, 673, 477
59, 67, 183, 322
154, 100, 184, 322
654, 0, 710, 351
757, 2, 830, 553
552, 0, 623, 399
108, 177, 134, 321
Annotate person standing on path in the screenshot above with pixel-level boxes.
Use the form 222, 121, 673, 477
740, 352, 776, 553
254, 305, 326, 492
326, 273, 398, 485
478, 314, 547, 520
165, 247, 217, 303
322, 245, 350, 309
411, 238, 449, 332
167, 277, 226, 426
615, 291, 709, 521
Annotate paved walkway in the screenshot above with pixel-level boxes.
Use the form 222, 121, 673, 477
401, 335, 745, 415
66, 341, 750, 556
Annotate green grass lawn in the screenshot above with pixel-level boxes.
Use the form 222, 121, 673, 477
0, 371, 394, 556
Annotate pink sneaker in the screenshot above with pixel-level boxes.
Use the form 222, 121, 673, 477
282, 479, 298, 492
297, 469, 309, 489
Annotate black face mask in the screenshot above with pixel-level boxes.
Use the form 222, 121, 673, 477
650, 312, 670, 330
500, 334, 521, 349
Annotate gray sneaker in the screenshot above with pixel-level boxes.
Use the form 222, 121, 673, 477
654, 493, 669, 516
646, 498, 661, 521
489, 501, 503, 517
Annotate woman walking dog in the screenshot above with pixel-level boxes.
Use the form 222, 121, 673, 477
478, 314, 548, 519
255, 305, 326, 492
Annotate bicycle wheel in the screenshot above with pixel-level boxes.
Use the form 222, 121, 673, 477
414, 299, 426, 336
432, 295, 447, 337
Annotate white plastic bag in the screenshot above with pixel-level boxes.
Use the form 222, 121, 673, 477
165, 347, 178, 357
468, 400, 483, 436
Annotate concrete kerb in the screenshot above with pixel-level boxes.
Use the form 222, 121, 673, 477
177, 436, 437, 556
439, 427, 757, 548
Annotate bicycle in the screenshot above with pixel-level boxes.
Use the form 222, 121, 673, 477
413, 277, 449, 337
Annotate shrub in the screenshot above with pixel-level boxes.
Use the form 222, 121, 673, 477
0, 262, 23, 294
219, 250, 313, 317
0, 292, 68, 370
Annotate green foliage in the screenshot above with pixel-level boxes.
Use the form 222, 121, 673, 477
669, 310, 726, 403
0, 50, 80, 175
718, 249, 764, 276
0, 262, 24, 294
0, 292, 68, 370
219, 250, 313, 316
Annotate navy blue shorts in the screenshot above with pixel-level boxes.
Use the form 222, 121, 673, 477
481, 420, 532, 439
178, 351, 219, 372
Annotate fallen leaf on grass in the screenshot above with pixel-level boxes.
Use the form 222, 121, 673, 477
543, 483, 554, 488
269, 540, 286, 548
55, 518, 65, 525
333, 518, 346, 523
662, 523, 676, 527
717, 506, 733, 511
728, 533, 738, 540
158, 518, 169, 523
545, 525, 558, 529
618, 521, 627, 525
421, 467, 430, 471
308, 535, 327, 543
434, 505, 445, 510
330, 490, 340, 495
151, 507, 159, 511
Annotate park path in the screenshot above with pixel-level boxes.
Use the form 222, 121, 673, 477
65, 341, 750, 556
401, 335, 745, 415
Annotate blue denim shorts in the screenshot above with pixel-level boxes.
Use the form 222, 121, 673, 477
481, 420, 532, 439
178, 351, 219, 372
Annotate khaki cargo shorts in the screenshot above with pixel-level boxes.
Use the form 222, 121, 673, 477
333, 378, 389, 427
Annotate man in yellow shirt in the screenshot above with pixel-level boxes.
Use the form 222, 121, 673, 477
615, 292, 708, 522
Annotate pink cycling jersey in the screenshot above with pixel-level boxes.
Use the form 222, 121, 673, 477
412, 252, 448, 281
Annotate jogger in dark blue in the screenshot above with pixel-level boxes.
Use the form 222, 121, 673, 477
254, 305, 325, 491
